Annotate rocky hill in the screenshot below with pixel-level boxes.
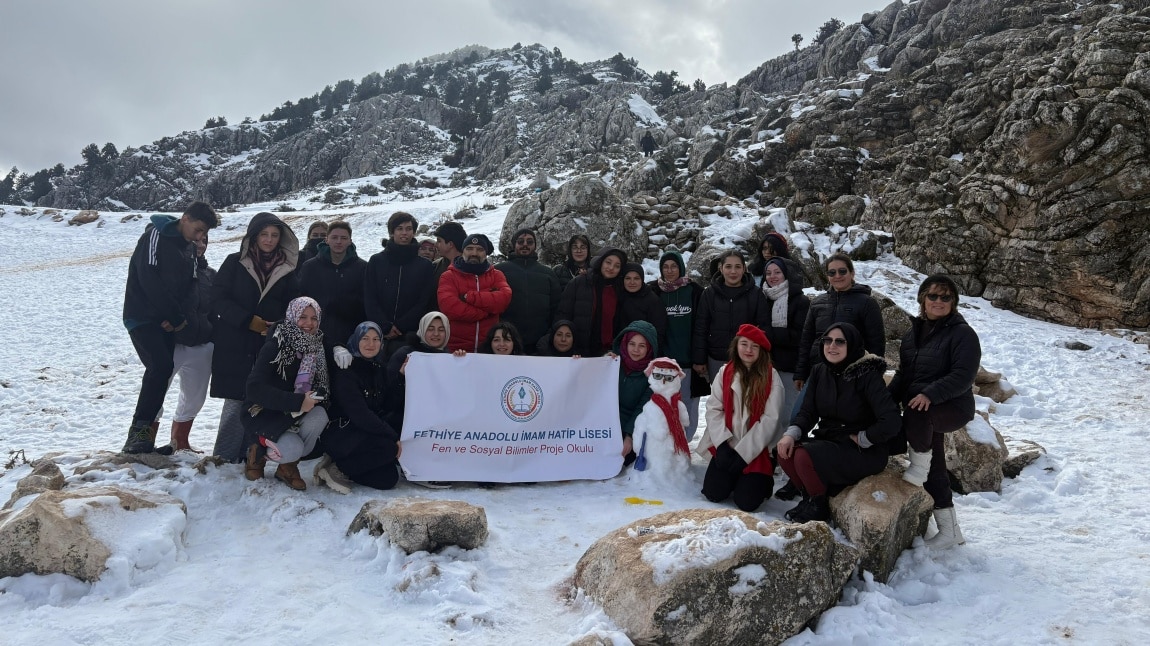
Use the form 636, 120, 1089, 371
10, 0, 1149, 329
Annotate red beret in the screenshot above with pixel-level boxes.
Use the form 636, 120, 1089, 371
735, 323, 771, 351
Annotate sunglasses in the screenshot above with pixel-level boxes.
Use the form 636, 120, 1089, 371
652, 373, 677, 383
926, 294, 954, 303
821, 336, 848, 347
826, 268, 850, 277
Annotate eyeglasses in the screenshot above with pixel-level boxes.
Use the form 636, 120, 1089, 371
821, 336, 848, 347
652, 373, 677, 383
926, 294, 954, 303
516, 238, 536, 246
826, 268, 850, 277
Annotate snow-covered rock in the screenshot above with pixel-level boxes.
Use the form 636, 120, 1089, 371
347, 497, 489, 554
4, 458, 66, 509
944, 412, 1009, 494
0, 486, 186, 582
573, 509, 857, 645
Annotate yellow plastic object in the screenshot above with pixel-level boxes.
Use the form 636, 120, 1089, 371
624, 496, 664, 505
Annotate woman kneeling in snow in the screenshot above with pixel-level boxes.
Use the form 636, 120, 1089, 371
776, 322, 901, 522
317, 321, 402, 492
697, 324, 786, 512
242, 297, 329, 491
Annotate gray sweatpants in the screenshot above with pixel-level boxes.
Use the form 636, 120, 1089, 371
265, 408, 328, 464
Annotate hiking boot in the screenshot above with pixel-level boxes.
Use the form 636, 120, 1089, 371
122, 420, 157, 454
275, 461, 307, 491
156, 419, 200, 456
786, 495, 830, 523
244, 443, 267, 481
314, 455, 353, 494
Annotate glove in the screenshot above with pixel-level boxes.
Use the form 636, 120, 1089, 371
333, 346, 353, 369
248, 316, 268, 334
714, 441, 746, 473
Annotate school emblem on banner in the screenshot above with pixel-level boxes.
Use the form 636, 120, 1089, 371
501, 376, 543, 422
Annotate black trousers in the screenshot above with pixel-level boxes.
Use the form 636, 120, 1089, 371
702, 459, 774, 512
903, 400, 971, 508
129, 323, 176, 425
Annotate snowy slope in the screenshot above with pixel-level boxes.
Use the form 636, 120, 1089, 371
1, 194, 1148, 645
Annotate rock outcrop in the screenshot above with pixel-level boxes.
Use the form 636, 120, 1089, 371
573, 508, 857, 646
829, 468, 934, 581
944, 412, 1010, 494
0, 486, 186, 582
4, 458, 66, 508
347, 498, 489, 554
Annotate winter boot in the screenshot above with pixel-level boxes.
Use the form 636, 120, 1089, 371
786, 495, 830, 523
784, 494, 812, 522
122, 420, 157, 454
775, 480, 801, 501
314, 455, 353, 494
903, 449, 932, 487
925, 507, 965, 548
275, 461, 307, 491
156, 419, 198, 456
244, 443, 267, 481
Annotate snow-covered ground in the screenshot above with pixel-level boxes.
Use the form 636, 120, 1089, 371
1, 192, 1148, 645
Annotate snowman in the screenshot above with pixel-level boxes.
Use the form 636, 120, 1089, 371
630, 358, 692, 486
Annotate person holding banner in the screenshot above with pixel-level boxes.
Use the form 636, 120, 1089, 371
387, 311, 464, 425
481, 321, 526, 356
319, 321, 402, 492
697, 324, 786, 512
611, 320, 659, 466
242, 297, 329, 491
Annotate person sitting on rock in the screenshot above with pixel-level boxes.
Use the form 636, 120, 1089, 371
889, 274, 981, 548
776, 322, 900, 522
697, 324, 786, 512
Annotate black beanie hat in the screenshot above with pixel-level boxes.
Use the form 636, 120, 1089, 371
434, 221, 467, 252
463, 233, 494, 255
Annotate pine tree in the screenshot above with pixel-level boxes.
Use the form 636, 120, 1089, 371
0, 167, 17, 204
101, 142, 118, 159
815, 19, 844, 44
535, 59, 553, 94
792, 33, 804, 51
81, 143, 102, 167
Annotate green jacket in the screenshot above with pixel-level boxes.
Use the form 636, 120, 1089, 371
612, 320, 659, 437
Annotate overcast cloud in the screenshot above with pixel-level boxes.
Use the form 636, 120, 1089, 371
0, 0, 876, 173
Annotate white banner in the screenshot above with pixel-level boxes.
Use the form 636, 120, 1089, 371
400, 353, 623, 482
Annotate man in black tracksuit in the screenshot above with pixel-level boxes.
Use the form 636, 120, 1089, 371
121, 201, 219, 453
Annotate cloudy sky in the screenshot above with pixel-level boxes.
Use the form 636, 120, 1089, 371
0, 0, 878, 174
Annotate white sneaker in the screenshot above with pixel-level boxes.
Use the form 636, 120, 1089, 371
315, 455, 353, 494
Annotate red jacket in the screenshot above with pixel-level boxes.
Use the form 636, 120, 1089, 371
437, 262, 512, 352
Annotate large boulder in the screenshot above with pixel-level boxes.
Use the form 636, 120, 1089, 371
4, 458, 66, 509
0, 486, 187, 582
975, 367, 1018, 403
573, 508, 858, 646
944, 412, 1009, 494
500, 175, 648, 265
829, 468, 934, 582
347, 498, 488, 554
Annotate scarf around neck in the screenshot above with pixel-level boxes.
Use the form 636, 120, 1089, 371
763, 280, 789, 328
658, 275, 690, 292
722, 362, 771, 433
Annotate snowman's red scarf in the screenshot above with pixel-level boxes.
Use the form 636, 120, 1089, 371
650, 392, 690, 455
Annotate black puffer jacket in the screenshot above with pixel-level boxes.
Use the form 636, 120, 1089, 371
555, 248, 626, 356
692, 273, 770, 364
364, 242, 434, 336
792, 353, 900, 446
888, 312, 981, 415
795, 283, 884, 381
174, 257, 215, 347
762, 277, 810, 373
495, 253, 562, 352
299, 243, 367, 350
210, 212, 300, 400
615, 282, 669, 354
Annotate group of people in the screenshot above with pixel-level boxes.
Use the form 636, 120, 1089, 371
122, 202, 980, 547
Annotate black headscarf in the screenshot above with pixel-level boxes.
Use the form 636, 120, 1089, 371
823, 321, 865, 373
